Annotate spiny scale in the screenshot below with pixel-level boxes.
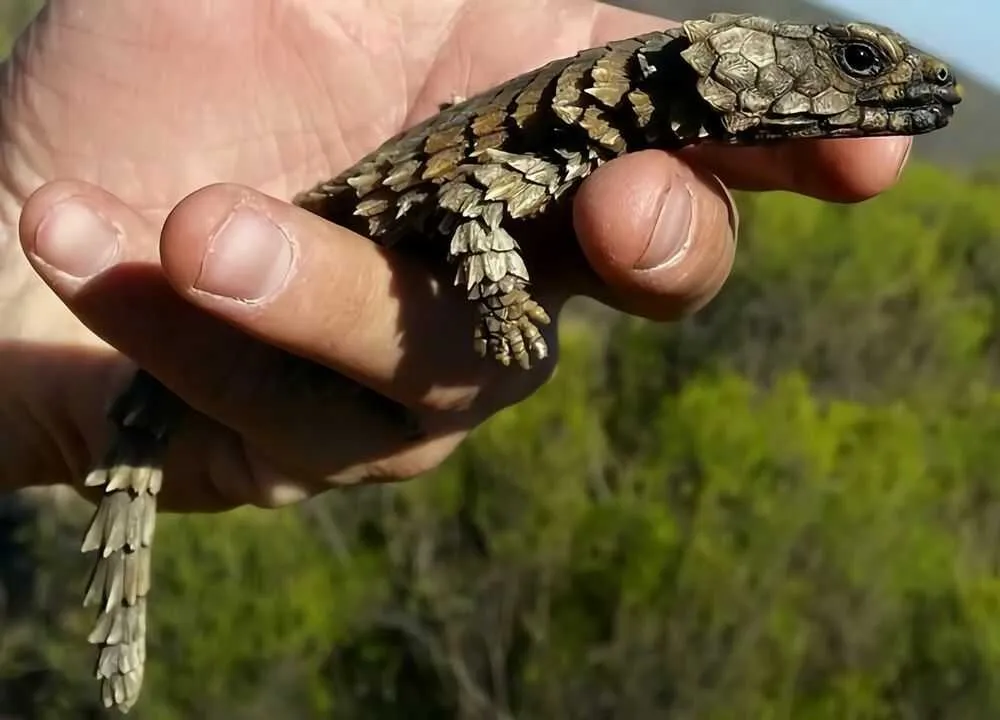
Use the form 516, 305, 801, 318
78, 13, 960, 712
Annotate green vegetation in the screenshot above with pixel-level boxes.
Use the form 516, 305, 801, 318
0, 0, 39, 57
5, 4, 1000, 718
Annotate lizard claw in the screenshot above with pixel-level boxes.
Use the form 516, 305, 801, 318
474, 301, 550, 369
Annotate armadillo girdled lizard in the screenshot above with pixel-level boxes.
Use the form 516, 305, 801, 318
77, 13, 961, 712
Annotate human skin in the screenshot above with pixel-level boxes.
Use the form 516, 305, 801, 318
0, 0, 911, 511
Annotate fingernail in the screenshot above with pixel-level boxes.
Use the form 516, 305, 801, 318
33, 198, 121, 279
195, 206, 293, 302
709, 173, 740, 248
634, 179, 695, 270
894, 138, 913, 179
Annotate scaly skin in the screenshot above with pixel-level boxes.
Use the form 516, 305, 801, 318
79, 13, 961, 712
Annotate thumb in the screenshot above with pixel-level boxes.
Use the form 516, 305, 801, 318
572, 150, 738, 321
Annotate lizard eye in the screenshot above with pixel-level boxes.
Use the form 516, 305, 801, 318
836, 41, 886, 78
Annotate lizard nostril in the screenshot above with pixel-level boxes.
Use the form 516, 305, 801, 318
935, 67, 952, 85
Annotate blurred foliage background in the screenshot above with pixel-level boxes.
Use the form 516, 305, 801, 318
4, 1, 1000, 718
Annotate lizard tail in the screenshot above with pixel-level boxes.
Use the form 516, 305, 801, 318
81, 431, 160, 712
80, 370, 174, 713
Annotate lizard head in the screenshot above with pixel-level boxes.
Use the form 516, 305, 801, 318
678, 13, 962, 141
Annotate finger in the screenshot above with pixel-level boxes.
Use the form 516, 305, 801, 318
19, 181, 533, 437
161, 409, 469, 513
157, 183, 550, 411
13, 180, 253, 509
681, 136, 912, 202
0, 343, 127, 493
572, 150, 737, 321
18, 180, 161, 283
18, 181, 474, 505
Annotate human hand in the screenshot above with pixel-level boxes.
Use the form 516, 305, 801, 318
1, 0, 911, 510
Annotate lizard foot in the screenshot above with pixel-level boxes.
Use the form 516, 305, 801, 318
448, 217, 552, 369
472, 288, 551, 369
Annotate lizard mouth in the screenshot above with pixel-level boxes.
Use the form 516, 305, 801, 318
859, 81, 962, 132
905, 83, 963, 117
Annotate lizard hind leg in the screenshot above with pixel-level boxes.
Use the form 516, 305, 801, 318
448, 214, 551, 369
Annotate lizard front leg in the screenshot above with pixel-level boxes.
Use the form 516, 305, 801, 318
447, 209, 550, 369
436, 149, 580, 369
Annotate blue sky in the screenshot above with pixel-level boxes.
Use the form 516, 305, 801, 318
819, 0, 996, 88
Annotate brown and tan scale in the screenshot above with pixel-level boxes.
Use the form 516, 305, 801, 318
294, 32, 681, 369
